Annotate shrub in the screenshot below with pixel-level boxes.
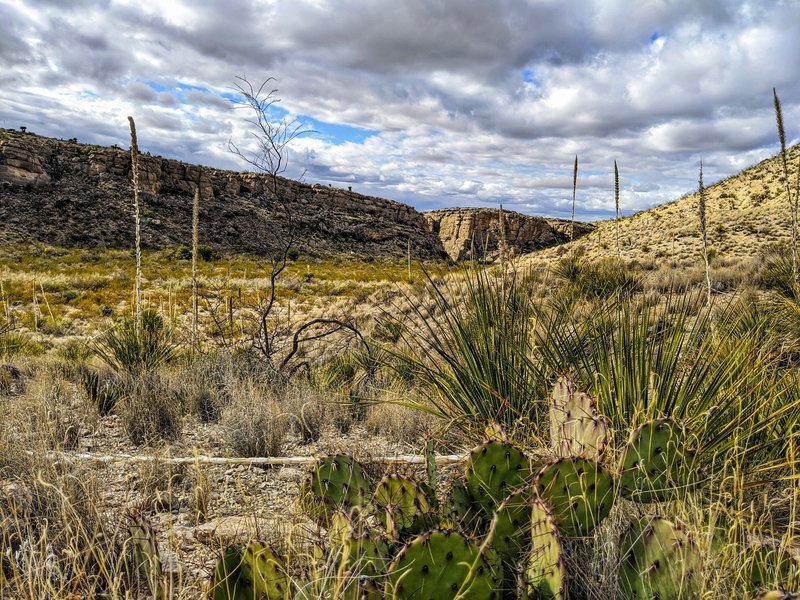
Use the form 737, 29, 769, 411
221, 384, 286, 457
120, 372, 182, 445
554, 256, 641, 300
95, 309, 178, 374
759, 245, 797, 299
172, 245, 192, 260
198, 243, 216, 261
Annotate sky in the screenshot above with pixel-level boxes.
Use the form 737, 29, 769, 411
1, 0, 799, 220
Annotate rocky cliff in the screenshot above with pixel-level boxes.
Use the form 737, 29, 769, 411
424, 208, 593, 261
0, 129, 448, 259
0, 129, 584, 260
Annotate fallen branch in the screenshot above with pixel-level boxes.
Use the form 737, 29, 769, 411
32, 451, 466, 467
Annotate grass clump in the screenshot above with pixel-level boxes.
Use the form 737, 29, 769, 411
554, 254, 641, 300
221, 382, 287, 457
119, 371, 182, 445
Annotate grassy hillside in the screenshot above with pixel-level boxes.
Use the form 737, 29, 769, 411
535, 144, 800, 267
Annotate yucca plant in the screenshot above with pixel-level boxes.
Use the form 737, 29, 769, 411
95, 309, 178, 374
532, 291, 797, 468
384, 265, 542, 435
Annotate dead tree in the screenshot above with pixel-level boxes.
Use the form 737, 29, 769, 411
228, 76, 368, 377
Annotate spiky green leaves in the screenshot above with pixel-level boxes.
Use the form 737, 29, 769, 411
465, 441, 531, 516
619, 418, 697, 503
618, 517, 701, 600
550, 375, 609, 460
298, 454, 371, 524
386, 530, 500, 599
212, 541, 289, 600
527, 498, 567, 600
534, 458, 614, 537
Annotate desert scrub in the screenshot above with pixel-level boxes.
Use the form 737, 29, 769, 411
554, 254, 641, 300
119, 371, 182, 445
221, 381, 287, 457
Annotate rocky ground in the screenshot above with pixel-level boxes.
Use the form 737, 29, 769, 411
39, 409, 464, 596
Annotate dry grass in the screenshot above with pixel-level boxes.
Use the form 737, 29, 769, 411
527, 144, 800, 268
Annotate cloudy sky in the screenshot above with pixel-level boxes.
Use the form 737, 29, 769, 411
1, 0, 799, 219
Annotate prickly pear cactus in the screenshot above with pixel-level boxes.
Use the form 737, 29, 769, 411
490, 485, 532, 563
619, 418, 697, 503
126, 509, 165, 598
618, 517, 702, 600
298, 454, 371, 523
212, 546, 251, 600
534, 457, 614, 537
386, 529, 500, 599
371, 474, 436, 539
745, 543, 800, 593
465, 440, 531, 517
527, 498, 567, 600
336, 528, 391, 600
445, 478, 482, 535
549, 375, 609, 459
241, 541, 290, 599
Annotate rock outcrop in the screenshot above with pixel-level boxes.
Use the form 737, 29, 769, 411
424, 208, 593, 261
0, 129, 446, 259
0, 129, 589, 260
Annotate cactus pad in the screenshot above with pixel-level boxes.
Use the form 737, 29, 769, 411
211, 542, 289, 600
240, 541, 290, 599
618, 516, 702, 600
550, 375, 609, 459
465, 440, 531, 516
371, 474, 436, 538
212, 546, 251, 600
446, 478, 482, 535
527, 498, 567, 600
299, 454, 371, 523
337, 529, 390, 600
386, 529, 500, 599
490, 485, 533, 563
619, 418, 697, 503
126, 510, 165, 598
534, 458, 614, 537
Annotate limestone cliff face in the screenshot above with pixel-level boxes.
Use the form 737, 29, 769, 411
0, 129, 446, 259
423, 208, 592, 261
0, 129, 587, 260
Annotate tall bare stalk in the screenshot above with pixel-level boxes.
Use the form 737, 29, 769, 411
614, 160, 620, 256
699, 161, 712, 309
570, 155, 578, 242
128, 116, 142, 333
192, 182, 200, 349
773, 87, 798, 292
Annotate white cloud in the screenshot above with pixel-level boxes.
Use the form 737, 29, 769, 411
0, 0, 798, 220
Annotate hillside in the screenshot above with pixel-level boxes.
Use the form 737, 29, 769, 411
0, 129, 583, 261
532, 144, 800, 267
